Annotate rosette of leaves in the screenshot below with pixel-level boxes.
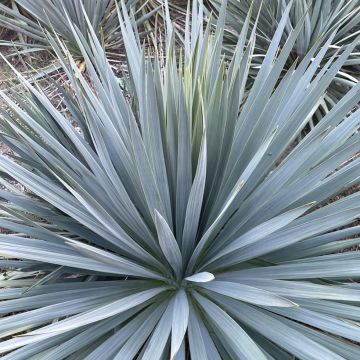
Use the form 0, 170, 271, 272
209, 0, 360, 116
0, 0, 158, 71
0, 1, 360, 359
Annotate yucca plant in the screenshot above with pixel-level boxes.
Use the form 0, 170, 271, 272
0, 0, 158, 73
209, 0, 360, 115
0, 1, 360, 358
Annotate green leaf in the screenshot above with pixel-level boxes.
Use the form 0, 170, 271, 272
193, 292, 267, 360
155, 210, 183, 279
0, 288, 167, 353
212, 293, 344, 360
199, 281, 298, 307
171, 290, 189, 359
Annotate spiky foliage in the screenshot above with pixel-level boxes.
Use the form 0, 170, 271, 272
0, 2, 360, 359
0, 0, 157, 68
209, 0, 360, 115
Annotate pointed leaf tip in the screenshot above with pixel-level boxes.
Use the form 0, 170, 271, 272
154, 209, 183, 278
185, 272, 215, 283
